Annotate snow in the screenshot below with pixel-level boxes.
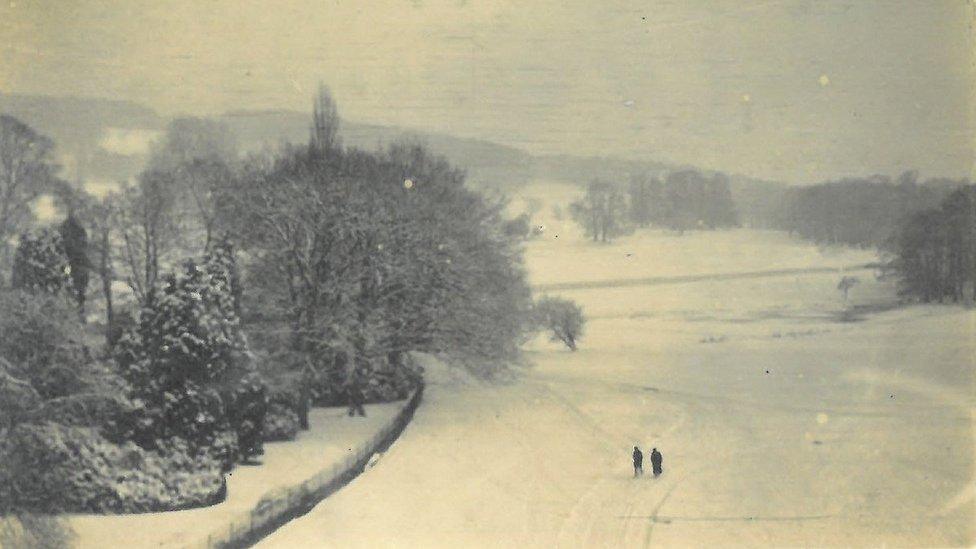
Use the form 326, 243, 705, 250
68, 403, 404, 548
258, 221, 974, 547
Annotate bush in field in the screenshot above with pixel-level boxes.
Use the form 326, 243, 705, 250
502, 213, 534, 240
114, 240, 264, 467
534, 296, 585, 351
11, 228, 70, 295
0, 422, 225, 513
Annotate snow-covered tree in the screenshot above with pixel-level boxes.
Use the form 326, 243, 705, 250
11, 228, 70, 295
0, 116, 58, 270
114, 239, 265, 466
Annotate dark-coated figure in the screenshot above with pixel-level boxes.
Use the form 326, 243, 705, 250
632, 446, 644, 477
650, 448, 663, 477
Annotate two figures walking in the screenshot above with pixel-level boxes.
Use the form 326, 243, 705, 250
632, 446, 663, 478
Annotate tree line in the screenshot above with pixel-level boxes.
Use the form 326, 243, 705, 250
569, 168, 739, 242
774, 171, 961, 248
770, 171, 975, 304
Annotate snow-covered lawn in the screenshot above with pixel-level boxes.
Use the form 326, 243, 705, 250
258, 227, 974, 548
524, 227, 877, 288
68, 403, 403, 548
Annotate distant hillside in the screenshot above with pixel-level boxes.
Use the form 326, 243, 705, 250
0, 93, 537, 189
0, 93, 164, 185
0, 92, 789, 220
219, 109, 536, 189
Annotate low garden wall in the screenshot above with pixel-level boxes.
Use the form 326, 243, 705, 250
206, 383, 424, 549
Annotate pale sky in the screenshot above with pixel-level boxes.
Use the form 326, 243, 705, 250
1, 0, 973, 183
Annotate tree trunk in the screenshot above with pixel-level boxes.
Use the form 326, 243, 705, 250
100, 227, 115, 347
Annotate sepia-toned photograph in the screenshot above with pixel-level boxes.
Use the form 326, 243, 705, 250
0, 1, 973, 547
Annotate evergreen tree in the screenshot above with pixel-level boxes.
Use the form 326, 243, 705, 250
114, 241, 264, 466
11, 229, 70, 295
59, 213, 90, 317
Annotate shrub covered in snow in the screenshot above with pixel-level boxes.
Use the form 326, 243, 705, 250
10, 228, 70, 295
261, 402, 300, 442
0, 422, 225, 514
255, 360, 309, 441
0, 289, 128, 437
227, 372, 268, 460
114, 239, 266, 467
0, 289, 89, 401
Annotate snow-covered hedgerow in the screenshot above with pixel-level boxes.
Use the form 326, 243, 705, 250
0, 422, 225, 514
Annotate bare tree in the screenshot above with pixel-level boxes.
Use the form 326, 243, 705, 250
88, 195, 120, 346
0, 116, 58, 272
177, 158, 234, 250
115, 171, 181, 301
147, 117, 237, 172
837, 276, 859, 301
147, 117, 238, 253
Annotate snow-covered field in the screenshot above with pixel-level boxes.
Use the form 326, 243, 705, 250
259, 185, 974, 548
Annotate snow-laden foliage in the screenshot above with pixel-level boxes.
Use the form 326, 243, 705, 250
114, 238, 266, 466
0, 290, 96, 403
11, 228, 71, 295
261, 402, 300, 442
0, 422, 225, 513
226, 143, 533, 382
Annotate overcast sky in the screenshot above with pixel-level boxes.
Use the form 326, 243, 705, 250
1, 0, 972, 183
